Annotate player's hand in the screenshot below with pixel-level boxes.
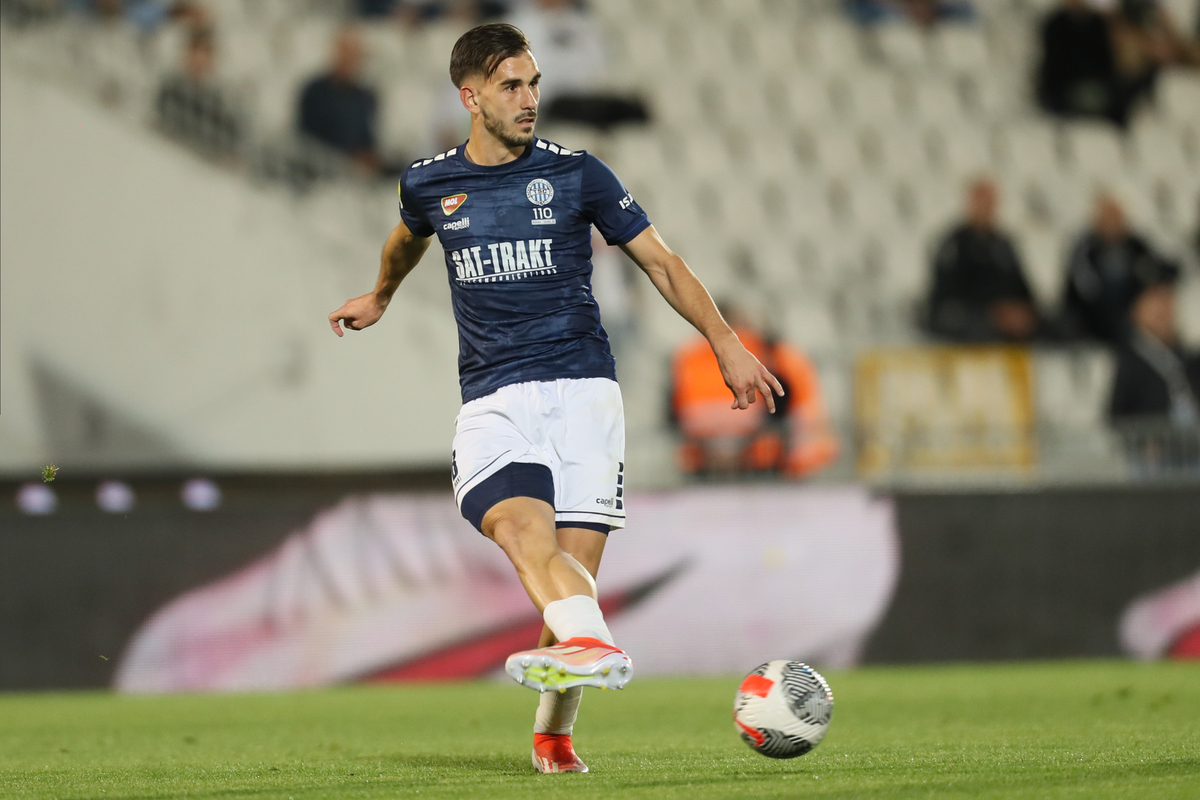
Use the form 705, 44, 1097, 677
715, 341, 785, 413
329, 293, 386, 337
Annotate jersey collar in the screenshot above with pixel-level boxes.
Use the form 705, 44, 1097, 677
455, 137, 537, 173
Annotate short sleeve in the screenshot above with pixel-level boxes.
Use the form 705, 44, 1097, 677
397, 166, 434, 238
580, 154, 651, 246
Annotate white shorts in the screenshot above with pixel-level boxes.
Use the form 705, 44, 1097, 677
452, 377, 626, 532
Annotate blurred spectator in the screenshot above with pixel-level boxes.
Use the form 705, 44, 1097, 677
1112, 0, 1200, 78
67, 0, 208, 32
155, 26, 242, 159
844, 0, 976, 26
1060, 191, 1166, 344
298, 28, 385, 176
357, 0, 507, 23
1108, 262, 1200, 472
1034, 0, 1195, 125
508, 0, 648, 130
925, 177, 1041, 343
1036, 0, 1135, 125
670, 304, 839, 480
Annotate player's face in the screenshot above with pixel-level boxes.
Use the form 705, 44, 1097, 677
478, 52, 540, 148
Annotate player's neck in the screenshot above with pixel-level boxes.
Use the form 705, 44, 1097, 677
464, 123, 530, 167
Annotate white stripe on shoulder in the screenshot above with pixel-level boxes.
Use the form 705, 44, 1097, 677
411, 147, 457, 169
538, 139, 583, 157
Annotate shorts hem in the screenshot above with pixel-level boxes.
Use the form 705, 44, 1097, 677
556, 510, 626, 530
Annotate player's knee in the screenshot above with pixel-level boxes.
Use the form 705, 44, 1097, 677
483, 505, 556, 564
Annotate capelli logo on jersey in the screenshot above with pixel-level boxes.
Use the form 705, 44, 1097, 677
441, 193, 467, 216
443, 217, 469, 231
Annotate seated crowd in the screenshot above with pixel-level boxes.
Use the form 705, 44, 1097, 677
925, 175, 1199, 470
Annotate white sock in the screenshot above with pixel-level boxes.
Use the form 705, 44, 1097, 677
542, 594, 614, 645
534, 686, 583, 735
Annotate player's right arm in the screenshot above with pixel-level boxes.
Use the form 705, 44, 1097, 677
328, 218, 431, 337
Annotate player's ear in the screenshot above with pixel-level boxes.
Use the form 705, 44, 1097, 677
460, 84, 479, 114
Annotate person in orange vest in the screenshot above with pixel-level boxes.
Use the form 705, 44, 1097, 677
670, 304, 839, 478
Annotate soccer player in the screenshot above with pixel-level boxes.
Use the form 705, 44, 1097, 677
328, 23, 782, 774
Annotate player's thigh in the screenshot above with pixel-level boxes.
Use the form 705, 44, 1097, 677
480, 495, 557, 551
556, 526, 608, 578
452, 388, 545, 525
553, 379, 626, 529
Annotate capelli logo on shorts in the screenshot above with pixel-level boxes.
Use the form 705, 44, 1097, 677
595, 497, 613, 507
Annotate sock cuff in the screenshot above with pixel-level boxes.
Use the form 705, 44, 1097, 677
543, 594, 613, 645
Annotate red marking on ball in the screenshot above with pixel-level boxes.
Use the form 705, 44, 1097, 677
739, 674, 774, 698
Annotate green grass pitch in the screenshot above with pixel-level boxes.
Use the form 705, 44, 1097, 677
2, 661, 1197, 799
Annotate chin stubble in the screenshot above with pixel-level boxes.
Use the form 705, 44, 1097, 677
482, 106, 535, 148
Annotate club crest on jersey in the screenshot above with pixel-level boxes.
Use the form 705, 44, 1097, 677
441, 193, 467, 216
526, 179, 554, 206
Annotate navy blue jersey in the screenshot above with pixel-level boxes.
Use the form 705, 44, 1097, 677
398, 137, 651, 403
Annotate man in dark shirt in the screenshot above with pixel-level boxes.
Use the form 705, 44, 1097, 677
926, 177, 1040, 342
298, 28, 382, 174
1109, 263, 1200, 472
1060, 192, 1165, 344
156, 27, 242, 159
1037, 0, 1128, 124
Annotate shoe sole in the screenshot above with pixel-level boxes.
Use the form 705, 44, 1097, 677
505, 650, 633, 693
532, 749, 588, 773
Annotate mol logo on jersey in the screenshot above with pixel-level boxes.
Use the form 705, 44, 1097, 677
441, 193, 467, 216
451, 238, 557, 283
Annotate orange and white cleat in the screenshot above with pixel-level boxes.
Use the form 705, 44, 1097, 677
532, 733, 588, 773
505, 637, 633, 693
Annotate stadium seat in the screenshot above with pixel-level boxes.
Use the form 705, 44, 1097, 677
874, 125, 933, 180
606, 129, 670, 180
1034, 348, 1115, 429
1062, 122, 1129, 182
806, 18, 864, 74
931, 25, 990, 75
1128, 116, 1193, 177
745, 23, 804, 79
766, 179, 834, 237
219, 28, 274, 83
875, 231, 928, 305
750, 234, 803, 289
807, 125, 868, 177
676, 130, 736, 181
847, 69, 903, 122
909, 79, 965, 125
870, 24, 930, 71
1156, 72, 1200, 125
928, 121, 995, 179
996, 122, 1063, 184
782, 297, 839, 354
779, 72, 839, 125
360, 22, 408, 77
251, 72, 300, 137
279, 18, 339, 87
736, 129, 802, 183
1015, 227, 1065, 307
379, 83, 435, 156
704, 73, 775, 129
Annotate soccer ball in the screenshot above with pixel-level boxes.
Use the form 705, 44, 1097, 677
733, 660, 833, 758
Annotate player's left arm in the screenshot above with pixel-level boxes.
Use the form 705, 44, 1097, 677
621, 226, 783, 412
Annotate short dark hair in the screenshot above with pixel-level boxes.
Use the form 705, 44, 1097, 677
449, 23, 531, 88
